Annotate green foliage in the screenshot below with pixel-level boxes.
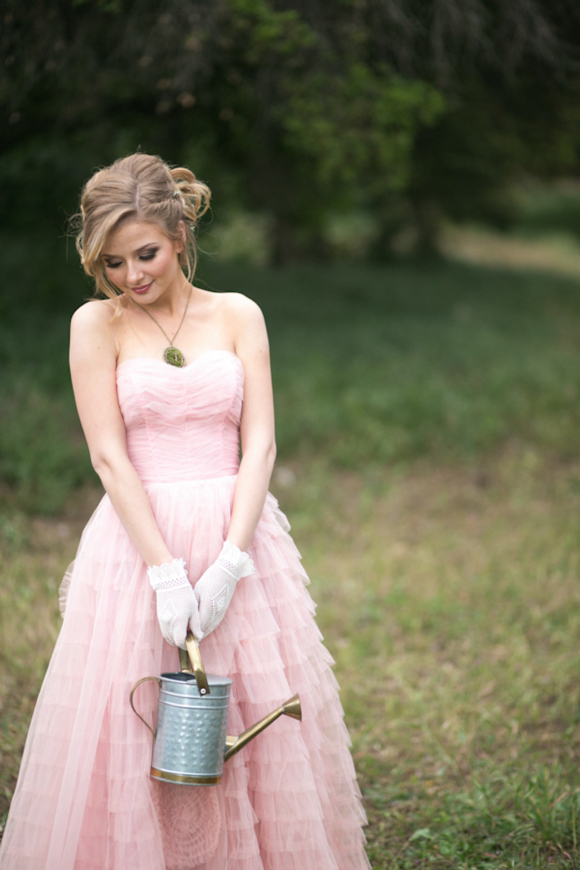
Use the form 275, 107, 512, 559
281, 65, 444, 189
0, 0, 450, 263
515, 184, 580, 240
3, 0, 580, 263
0, 312, 96, 513
225, 0, 315, 55
0, 380, 91, 514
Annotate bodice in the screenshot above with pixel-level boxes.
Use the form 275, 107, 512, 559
115, 350, 244, 483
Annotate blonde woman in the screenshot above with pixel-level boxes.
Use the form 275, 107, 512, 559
0, 153, 369, 870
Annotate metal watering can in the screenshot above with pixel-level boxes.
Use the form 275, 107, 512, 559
130, 631, 301, 786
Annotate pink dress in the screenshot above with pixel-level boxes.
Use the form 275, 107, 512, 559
0, 350, 369, 870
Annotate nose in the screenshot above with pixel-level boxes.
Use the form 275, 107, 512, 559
127, 259, 145, 285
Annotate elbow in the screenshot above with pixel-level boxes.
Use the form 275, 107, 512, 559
89, 449, 126, 489
262, 440, 277, 475
241, 437, 276, 471
268, 440, 277, 468
90, 452, 112, 486
263, 432, 277, 468
90, 449, 105, 475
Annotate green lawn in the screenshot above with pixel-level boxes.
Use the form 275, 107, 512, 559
280, 451, 580, 868
2, 255, 580, 867
3, 256, 580, 511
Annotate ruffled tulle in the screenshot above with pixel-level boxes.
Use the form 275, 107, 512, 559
0, 352, 369, 870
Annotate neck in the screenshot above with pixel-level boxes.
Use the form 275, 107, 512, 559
132, 276, 192, 319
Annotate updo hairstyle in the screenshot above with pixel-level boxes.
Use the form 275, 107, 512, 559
74, 153, 211, 303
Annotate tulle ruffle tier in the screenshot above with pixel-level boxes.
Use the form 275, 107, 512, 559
0, 476, 370, 870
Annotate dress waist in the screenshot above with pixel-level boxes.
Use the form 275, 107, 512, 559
127, 443, 240, 484
140, 472, 238, 488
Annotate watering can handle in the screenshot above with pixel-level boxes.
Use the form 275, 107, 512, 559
129, 676, 161, 737
184, 631, 210, 695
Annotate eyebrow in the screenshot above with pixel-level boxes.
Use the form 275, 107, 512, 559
102, 242, 159, 259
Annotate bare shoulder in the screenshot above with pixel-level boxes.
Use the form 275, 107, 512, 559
70, 299, 118, 364
71, 298, 117, 333
218, 291, 263, 318
217, 292, 265, 328
213, 293, 269, 360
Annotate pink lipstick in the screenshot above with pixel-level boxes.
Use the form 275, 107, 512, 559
130, 282, 153, 295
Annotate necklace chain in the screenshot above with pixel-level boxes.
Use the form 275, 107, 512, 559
132, 284, 193, 367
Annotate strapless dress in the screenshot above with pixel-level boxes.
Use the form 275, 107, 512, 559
0, 350, 369, 870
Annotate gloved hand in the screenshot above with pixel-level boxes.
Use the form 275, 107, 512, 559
147, 557, 202, 648
195, 541, 255, 638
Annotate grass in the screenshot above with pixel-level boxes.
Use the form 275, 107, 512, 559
3, 451, 580, 867
274, 448, 580, 867
3, 239, 580, 865
3, 252, 580, 511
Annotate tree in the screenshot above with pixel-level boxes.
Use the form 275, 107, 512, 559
0, 0, 443, 261
1, 0, 580, 269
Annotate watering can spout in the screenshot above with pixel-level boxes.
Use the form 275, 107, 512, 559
178, 633, 302, 764
224, 694, 302, 761
131, 632, 302, 785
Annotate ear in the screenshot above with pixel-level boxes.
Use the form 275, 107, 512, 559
175, 221, 186, 254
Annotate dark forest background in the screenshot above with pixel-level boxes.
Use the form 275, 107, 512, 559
3, 0, 580, 305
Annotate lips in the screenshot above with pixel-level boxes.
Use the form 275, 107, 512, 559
130, 282, 153, 295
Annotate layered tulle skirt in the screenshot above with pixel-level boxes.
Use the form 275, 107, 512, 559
0, 475, 369, 870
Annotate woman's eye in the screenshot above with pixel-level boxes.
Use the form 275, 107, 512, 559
105, 261, 122, 269
140, 250, 157, 261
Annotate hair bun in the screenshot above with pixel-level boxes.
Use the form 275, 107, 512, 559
170, 168, 211, 225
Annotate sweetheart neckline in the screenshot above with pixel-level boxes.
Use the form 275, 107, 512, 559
116, 349, 242, 374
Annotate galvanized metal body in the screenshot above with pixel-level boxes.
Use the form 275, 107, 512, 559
151, 671, 233, 786
129, 632, 302, 787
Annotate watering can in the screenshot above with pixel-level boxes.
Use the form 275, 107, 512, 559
130, 631, 301, 786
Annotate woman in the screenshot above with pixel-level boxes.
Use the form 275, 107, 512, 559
0, 153, 369, 870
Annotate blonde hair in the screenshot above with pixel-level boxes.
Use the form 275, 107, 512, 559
73, 153, 211, 304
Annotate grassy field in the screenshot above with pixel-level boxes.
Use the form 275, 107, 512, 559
2, 248, 580, 867
281, 451, 580, 868
4, 251, 580, 511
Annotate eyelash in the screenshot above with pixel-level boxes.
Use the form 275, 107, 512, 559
105, 250, 158, 269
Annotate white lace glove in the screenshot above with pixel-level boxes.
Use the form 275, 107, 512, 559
147, 557, 202, 648
195, 541, 255, 638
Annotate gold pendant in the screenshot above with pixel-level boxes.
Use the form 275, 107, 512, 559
164, 346, 185, 367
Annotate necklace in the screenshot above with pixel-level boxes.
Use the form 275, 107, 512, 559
132, 284, 193, 367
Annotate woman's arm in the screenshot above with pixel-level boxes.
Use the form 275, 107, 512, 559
69, 301, 173, 567
225, 295, 277, 552
192, 294, 276, 638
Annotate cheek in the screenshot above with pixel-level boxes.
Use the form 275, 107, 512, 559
155, 250, 179, 274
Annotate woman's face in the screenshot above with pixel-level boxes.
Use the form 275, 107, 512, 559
102, 220, 185, 305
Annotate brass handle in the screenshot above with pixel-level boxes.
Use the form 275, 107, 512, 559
129, 676, 161, 738
185, 631, 210, 696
